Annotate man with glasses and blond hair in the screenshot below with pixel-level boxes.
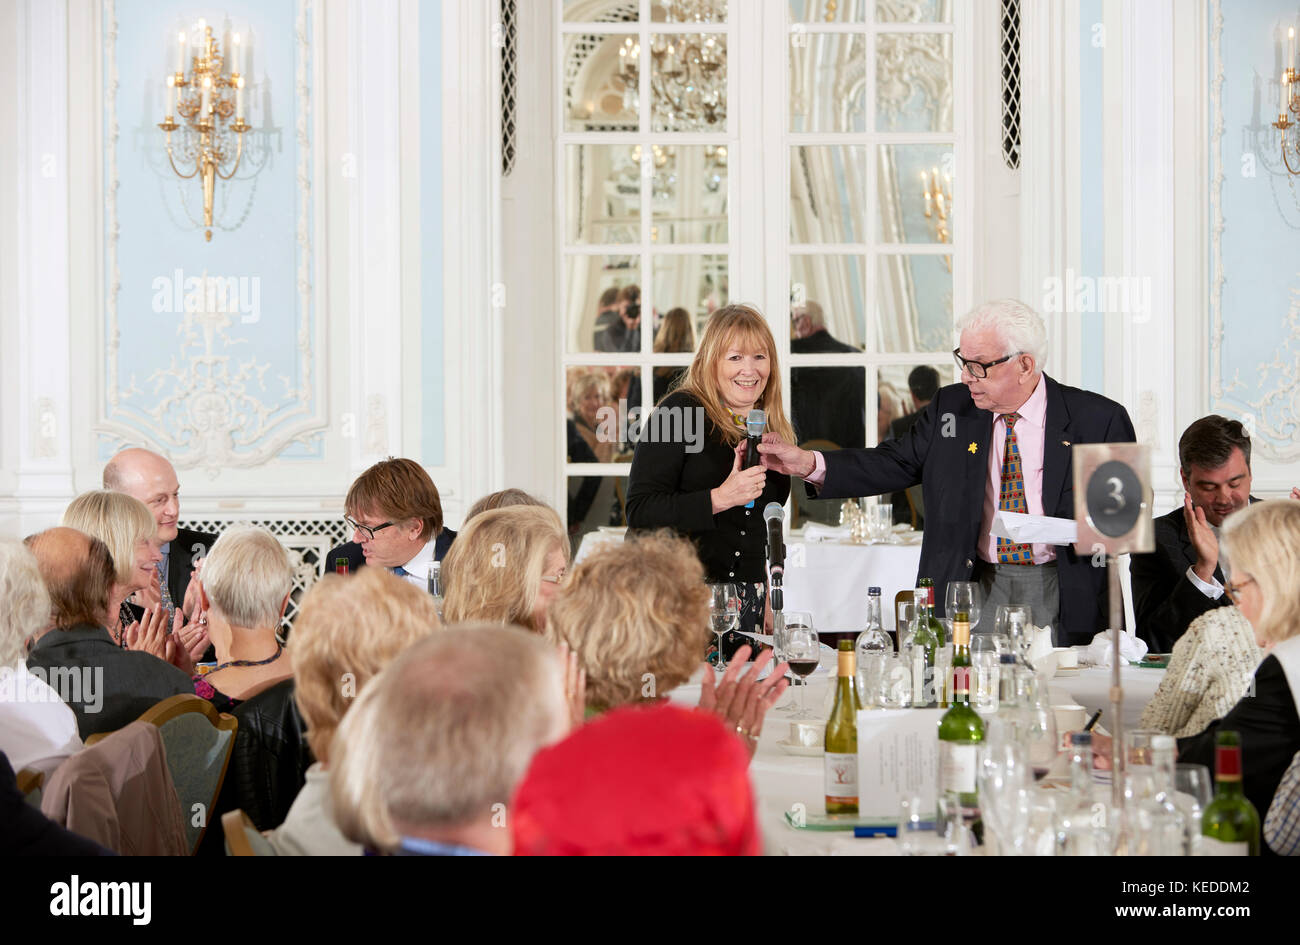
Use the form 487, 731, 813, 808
759, 298, 1135, 646
326, 457, 457, 589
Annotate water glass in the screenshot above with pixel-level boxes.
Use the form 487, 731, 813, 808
945, 581, 982, 630
897, 794, 944, 856
971, 647, 1001, 715
978, 735, 1032, 854
426, 565, 445, 618
708, 584, 741, 674
871, 504, 893, 542
878, 654, 912, 708
1175, 763, 1212, 855
996, 605, 1033, 662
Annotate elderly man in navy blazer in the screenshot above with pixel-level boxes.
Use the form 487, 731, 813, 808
759, 299, 1136, 647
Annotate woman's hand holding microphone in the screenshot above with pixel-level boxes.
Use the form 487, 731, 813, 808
710, 441, 766, 514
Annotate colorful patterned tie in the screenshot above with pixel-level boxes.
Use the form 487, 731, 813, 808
997, 412, 1034, 565
156, 561, 176, 617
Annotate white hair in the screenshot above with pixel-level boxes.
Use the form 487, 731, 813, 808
199, 526, 294, 629
0, 541, 52, 666
955, 299, 1048, 373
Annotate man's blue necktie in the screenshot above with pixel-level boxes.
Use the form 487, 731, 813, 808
391, 566, 409, 578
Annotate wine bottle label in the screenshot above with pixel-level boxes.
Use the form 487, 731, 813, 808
940, 742, 977, 794
824, 752, 858, 802
1199, 837, 1249, 856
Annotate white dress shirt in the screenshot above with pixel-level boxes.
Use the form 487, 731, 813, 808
394, 539, 437, 591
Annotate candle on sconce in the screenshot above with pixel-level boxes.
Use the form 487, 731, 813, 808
201, 76, 211, 119
165, 74, 174, 117
236, 76, 245, 120
233, 32, 241, 76
176, 30, 185, 72
1289, 27, 1295, 77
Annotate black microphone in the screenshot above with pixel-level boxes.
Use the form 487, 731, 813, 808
744, 409, 766, 509
764, 502, 786, 612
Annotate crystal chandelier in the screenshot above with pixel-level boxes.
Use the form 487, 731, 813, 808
1274, 27, 1299, 175
618, 33, 726, 131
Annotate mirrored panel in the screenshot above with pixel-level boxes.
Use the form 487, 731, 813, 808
876, 0, 952, 23
566, 365, 641, 464
874, 253, 953, 353
650, 33, 727, 131
790, 366, 867, 450
877, 361, 951, 529
564, 33, 639, 131
650, 145, 729, 243
877, 144, 954, 244
565, 254, 641, 354
790, 33, 868, 133
790, 145, 866, 244
652, 0, 727, 23
565, 144, 641, 244
876, 33, 953, 132
564, 0, 639, 21
789, 0, 868, 23
790, 254, 866, 350
567, 475, 630, 553
652, 254, 729, 343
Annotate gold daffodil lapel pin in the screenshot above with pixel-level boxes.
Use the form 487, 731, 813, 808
968, 442, 978, 454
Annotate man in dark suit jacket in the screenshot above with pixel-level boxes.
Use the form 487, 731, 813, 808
887, 365, 942, 527
1130, 415, 1258, 654
325, 457, 457, 587
760, 300, 1136, 646
25, 528, 193, 738
103, 447, 216, 624
789, 301, 865, 450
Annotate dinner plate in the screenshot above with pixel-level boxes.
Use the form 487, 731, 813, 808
1053, 667, 1081, 678
776, 739, 823, 757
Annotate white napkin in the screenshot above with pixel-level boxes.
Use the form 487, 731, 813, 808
1083, 629, 1148, 668
991, 511, 1078, 544
1026, 625, 1056, 666
801, 523, 850, 542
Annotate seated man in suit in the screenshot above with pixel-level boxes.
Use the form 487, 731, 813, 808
25, 528, 193, 738
327, 457, 457, 587
1130, 416, 1259, 654
760, 299, 1136, 647
103, 447, 215, 627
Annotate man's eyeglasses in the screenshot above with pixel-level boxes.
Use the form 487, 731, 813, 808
1224, 576, 1255, 605
540, 568, 567, 585
345, 515, 396, 542
952, 347, 1022, 379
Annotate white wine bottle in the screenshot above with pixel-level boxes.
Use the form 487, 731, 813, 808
824, 639, 859, 815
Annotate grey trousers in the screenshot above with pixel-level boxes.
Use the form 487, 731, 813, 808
975, 560, 1062, 644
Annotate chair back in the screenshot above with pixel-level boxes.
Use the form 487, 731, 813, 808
138, 694, 238, 855
16, 767, 44, 809
222, 808, 278, 856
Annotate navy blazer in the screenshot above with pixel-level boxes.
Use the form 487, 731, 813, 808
812, 375, 1136, 645
325, 527, 458, 576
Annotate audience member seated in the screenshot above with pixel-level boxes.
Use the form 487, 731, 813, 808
1090, 500, 1300, 855
0, 750, 113, 856
464, 488, 546, 523
326, 457, 457, 585
103, 447, 216, 626
1266, 749, 1300, 856
1130, 416, 1257, 653
266, 567, 441, 855
544, 531, 787, 754
442, 506, 570, 633
652, 306, 695, 404
568, 370, 614, 464
25, 528, 192, 738
1138, 606, 1262, 738
512, 702, 761, 856
191, 526, 294, 712
0, 541, 82, 774
330, 625, 569, 856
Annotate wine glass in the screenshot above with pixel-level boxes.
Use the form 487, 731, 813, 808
1175, 763, 1213, 855
426, 564, 445, 619
781, 612, 819, 720
978, 730, 1032, 854
995, 605, 1033, 662
1024, 678, 1059, 780
708, 584, 741, 674
897, 794, 944, 856
969, 635, 1001, 714
945, 581, 982, 631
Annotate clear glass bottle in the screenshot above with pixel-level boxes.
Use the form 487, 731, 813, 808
908, 587, 939, 707
1134, 734, 1188, 855
855, 586, 891, 710
1057, 732, 1113, 855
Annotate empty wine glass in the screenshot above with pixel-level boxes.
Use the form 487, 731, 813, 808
897, 794, 943, 856
1024, 678, 1059, 780
945, 581, 982, 631
782, 612, 819, 720
708, 584, 741, 674
978, 732, 1032, 854
426, 564, 445, 619
878, 653, 912, 708
996, 605, 1033, 662
1175, 763, 1213, 855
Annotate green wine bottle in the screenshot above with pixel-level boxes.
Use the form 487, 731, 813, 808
824, 639, 859, 815
938, 612, 984, 821
1201, 730, 1260, 856
919, 577, 946, 646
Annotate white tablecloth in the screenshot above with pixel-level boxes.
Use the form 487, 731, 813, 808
1048, 663, 1166, 731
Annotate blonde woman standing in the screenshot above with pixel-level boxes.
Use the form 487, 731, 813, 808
625, 305, 795, 635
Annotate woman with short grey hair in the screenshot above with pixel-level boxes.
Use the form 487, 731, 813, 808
0, 541, 82, 773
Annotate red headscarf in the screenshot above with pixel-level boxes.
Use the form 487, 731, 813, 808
511, 703, 761, 856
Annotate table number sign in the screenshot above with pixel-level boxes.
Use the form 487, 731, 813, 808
1071, 443, 1154, 557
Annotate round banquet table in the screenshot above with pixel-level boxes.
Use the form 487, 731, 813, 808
669, 658, 1166, 855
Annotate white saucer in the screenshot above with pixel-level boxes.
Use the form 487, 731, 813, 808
776, 739, 823, 757
1054, 667, 1081, 678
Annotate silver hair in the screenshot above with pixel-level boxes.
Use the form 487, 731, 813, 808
199, 526, 294, 629
0, 541, 52, 666
954, 298, 1048, 373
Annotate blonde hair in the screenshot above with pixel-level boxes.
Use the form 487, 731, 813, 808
674, 304, 797, 446
196, 526, 294, 629
1222, 500, 1300, 645
0, 541, 52, 666
291, 568, 441, 763
654, 307, 695, 354
545, 531, 709, 710
567, 370, 610, 417
441, 506, 569, 633
329, 625, 568, 852
62, 490, 157, 586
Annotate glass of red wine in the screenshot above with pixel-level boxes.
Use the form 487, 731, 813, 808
780, 611, 819, 720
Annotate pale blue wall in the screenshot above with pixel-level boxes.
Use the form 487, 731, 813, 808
421, 0, 445, 466
1078, 0, 1105, 394
1210, 0, 1300, 447
102, 0, 317, 462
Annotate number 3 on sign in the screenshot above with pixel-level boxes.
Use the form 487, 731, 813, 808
1105, 476, 1125, 513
